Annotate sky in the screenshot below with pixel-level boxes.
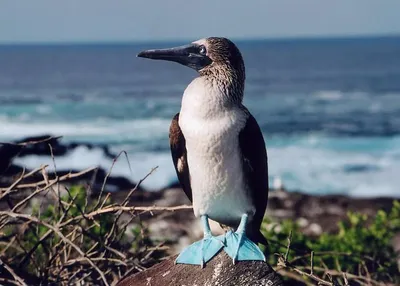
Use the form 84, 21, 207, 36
1, 0, 400, 43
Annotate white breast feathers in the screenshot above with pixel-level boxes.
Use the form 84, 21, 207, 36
178, 77, 255, 225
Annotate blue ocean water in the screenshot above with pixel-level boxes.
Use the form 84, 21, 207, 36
0, 36, 400, 197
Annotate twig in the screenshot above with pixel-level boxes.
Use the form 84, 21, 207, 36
0, 277, 21, 286
0, 211, 109, 286
95, 151, 133, 210
0, 257, 27, 286
87, 205, 192, 218
0, 167, 97, 191
284, 230, 292, 261
121, 166, 158, 206
290, 266, 333, 286
105, 166, 158, 245
303, 266, 382, 285
0, 168, 26, 199
342, 272, 349, 286
63, 257, 127, 267
0, 136, 61, 146
59, 205, 192, 228
310, 251, 314, 276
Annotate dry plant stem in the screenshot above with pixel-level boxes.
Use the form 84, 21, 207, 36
284, 230, 292, 261
290, 251, 374, 265
0, 257, 27, 286
19, 229, 52, 267
67, 266, 83, 284
75, 270, 93, 285
95, 151, 134, 210
58, 205, 192, 228
276, 270, 314, 286
0, 136, 61, 146
0, 167, 97, 191
288, 264, 333, 286
121, 166, 158, 206
277, 232, 385, 286
41, 196, 80, 268
105, 166, 162, 245
0, 211, 109, 286
11, 180, 58, 212
104, 166, 158, 247
310, 251, 314, 275
0, 165, 48, 201
0, 278, 21, 286
88, 205, 192, 217
1, 140, 174, 285
0, 235, 17, 256
342, 272, 349, 286
63, 186, 92, 225
64, 257, 127, 267
278, 231, 334, 286
47, 143, 63, 213
303, 266, 382, 285
0, 168, 26, 199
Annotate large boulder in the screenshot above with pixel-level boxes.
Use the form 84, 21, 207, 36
117, 252, 284, 286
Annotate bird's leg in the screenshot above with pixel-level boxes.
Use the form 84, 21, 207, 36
175, 215, 225, 267
223, 213, 266, 264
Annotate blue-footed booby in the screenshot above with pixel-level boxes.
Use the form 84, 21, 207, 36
138, 37, 269, 266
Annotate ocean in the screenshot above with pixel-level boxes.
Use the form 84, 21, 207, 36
0, 36, 399, 197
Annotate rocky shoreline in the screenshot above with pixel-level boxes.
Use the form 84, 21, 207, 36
1, 135, 398, 254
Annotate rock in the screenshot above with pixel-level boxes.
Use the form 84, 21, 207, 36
267, 189, 396, 234
0, 143, 23, 175
117, 252, 284, 286
0, 135, 144, 193
13, 134, 116, 159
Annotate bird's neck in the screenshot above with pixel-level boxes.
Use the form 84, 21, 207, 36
181, 76, 244, 119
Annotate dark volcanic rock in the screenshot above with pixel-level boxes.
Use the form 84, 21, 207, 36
267, 189, 396, 234
0, 135, 142, 193
161, 180, 182, 191
117, 252, 284, 286
0, 143, 23, 175
12, 134, 117, 159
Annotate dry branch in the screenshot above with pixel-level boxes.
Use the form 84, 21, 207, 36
0, 138, 175, 285
0, 138, 394, 285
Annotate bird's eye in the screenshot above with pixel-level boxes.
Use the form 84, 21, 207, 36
199, 45, 207, 55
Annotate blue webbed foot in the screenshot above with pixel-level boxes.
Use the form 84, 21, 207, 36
175, 234, 224, 267
175, 216, 224, 267
223, 214, 266, 264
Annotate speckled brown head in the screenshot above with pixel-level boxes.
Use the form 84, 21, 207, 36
193, 37, 245, 78
137, 37, 246, 94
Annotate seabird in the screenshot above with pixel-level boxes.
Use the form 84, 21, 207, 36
138, 37, 268, 266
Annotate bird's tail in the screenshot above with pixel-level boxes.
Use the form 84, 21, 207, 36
253, 230, 268, 246
247, 226, 268, 246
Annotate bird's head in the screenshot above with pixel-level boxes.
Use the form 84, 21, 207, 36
137, 37, 245, 81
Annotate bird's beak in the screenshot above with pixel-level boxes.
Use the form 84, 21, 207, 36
137, 44, 212, 71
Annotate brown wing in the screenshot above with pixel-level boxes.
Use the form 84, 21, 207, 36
239, 111, 269, 245
169, 113, 192, 202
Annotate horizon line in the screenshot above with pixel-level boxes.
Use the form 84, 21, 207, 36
1, 32, 400, 47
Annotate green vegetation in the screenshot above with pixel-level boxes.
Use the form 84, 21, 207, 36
262, 201, 400, 285
0, 184, 160, 285
1, 171, 399, 285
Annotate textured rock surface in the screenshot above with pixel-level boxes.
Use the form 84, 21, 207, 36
117, 252, 284, 286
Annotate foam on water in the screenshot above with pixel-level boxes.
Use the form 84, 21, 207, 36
313, 90, 344, 101
268, 143, 400, 197
13, 146, 175, 191
11, 134, 400, 197
0, 116, 170, 142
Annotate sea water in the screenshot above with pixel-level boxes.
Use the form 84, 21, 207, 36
0, 37, 399, 197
